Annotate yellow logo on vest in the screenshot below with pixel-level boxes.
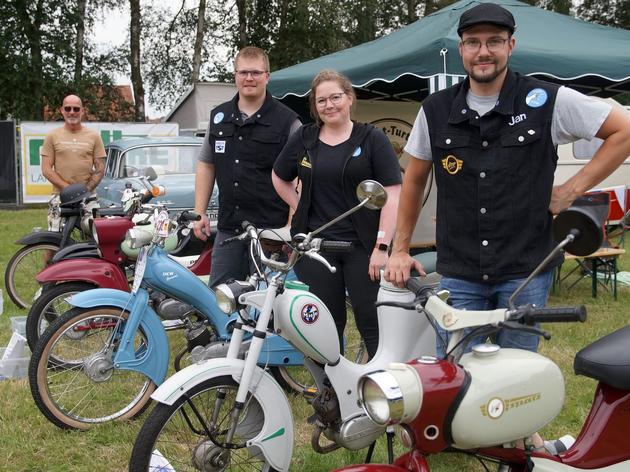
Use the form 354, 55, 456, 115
300, 156, 312, 168
442, 155, 463, 175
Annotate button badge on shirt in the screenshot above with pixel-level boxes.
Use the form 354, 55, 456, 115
441, 155, 463, 175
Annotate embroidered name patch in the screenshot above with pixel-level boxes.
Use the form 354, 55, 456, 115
441, 155, 463, 175
215, 140, 226, 153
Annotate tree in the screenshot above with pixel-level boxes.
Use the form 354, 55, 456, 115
129, 0, 145, 121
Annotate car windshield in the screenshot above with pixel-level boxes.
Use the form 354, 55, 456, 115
121, 145, 199, 177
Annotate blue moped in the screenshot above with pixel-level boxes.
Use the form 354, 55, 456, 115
28, 209, 304, 430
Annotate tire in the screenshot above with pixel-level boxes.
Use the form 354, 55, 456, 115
29, 306, 156, 430
129, 376, 279, 472
25, 282, 95, 351
5, 243, 59, 309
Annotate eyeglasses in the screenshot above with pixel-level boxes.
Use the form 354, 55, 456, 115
235, 70, 267, 79
63, 106, 82, 113
315, 92, 346, 108
461, 37, 509, 53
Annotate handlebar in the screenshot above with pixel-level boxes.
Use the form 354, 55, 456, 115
320, 240, 353, 253
178, 210, 201, 222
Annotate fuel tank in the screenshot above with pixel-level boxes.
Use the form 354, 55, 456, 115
450, 346, 564, 449
273, 280, 340, 365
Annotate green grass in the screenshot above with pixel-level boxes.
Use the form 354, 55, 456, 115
0, 209, 629, 471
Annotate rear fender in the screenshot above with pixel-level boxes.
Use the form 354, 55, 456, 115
69, 288, 169, 384
151, 358, 293, 471
36, 259, 129, 291
16, 231, 66, 246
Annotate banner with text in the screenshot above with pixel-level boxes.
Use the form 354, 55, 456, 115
20, 122, 179, 203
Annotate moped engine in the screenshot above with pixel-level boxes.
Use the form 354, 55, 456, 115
450, 345, 564, 449
156, 297, 195, 320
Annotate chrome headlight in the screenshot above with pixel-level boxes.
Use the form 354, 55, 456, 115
91, 220, 99, 245
214, 281, 254, 314
358, 363, 423, 426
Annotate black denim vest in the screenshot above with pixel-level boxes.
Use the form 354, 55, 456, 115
423, 70, 562, 282
209, 92, 298, 231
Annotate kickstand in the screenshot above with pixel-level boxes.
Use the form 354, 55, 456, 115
364, 441, 376, 463
386, 426, 395, 464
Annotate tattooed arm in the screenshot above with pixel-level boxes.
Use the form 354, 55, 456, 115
86, 156, 105, 191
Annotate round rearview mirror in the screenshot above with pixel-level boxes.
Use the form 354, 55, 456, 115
553, 195, 607, 256
356, 180, 387, 210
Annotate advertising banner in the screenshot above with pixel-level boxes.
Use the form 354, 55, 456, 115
20, 122, 179, 203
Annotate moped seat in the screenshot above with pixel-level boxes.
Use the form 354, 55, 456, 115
574, 325, 630, 390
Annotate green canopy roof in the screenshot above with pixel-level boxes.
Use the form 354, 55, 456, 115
269, 0, 630, 101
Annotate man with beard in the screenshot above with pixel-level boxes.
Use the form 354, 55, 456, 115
386, 4, 630, 354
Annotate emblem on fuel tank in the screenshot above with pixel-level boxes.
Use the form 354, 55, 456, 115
301, 303, 319, 324
480, 393, 541, 419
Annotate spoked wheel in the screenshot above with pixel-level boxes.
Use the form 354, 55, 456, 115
129, 376, 278, 472
25, 282, 94, 351
5, 243, 59, 309
29, 306, 156, 430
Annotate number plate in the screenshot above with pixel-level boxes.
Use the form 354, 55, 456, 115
132, 247, 147, 293
155, 210, 170, 238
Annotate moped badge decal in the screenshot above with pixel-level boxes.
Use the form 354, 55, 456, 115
441, 155, 463, 175
480, 393, 542, 419
214, 112, 224, 124
442, 312, 458, 327
525, 88, 548, 108
301, 303, 320, 324
163, 271, 177, 281
215, 140, 226, 153
352, 146, 362, 157
300, 156, 312, 168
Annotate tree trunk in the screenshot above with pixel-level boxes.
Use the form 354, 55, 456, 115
236, 0, 247, 48
74, 0, 87, 84
191, 0, 207, 83
129, 0, 145, 121
22, 0, 46, 119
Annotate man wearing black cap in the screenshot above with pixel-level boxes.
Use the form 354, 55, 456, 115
386, 3, 630, 351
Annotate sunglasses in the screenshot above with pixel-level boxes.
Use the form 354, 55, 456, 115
63, 106, 82, 113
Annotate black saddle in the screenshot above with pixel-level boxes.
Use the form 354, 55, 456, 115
574, 325, 630, 390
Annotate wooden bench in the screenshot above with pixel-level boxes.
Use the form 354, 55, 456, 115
557, 247, 626, 299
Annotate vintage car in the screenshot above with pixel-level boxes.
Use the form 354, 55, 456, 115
95, 136, 218, 219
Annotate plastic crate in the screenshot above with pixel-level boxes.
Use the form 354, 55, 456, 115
0, 347, 30, 379
10, 316, 27, 337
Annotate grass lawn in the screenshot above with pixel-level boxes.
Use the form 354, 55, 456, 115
0, 208, 628, 471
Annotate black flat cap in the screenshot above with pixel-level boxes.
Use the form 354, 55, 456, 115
457, 2, 516, 36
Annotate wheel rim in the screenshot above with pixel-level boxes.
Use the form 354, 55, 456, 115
37, 290, 81, 338
8, 243, 58, 308
36, 308, 154, 427
149, 382, 268, 471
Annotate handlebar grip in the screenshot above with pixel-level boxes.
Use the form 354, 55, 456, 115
140, 191, 153, 204
405, 277, 425, 295
525, 305, 587, 323
320, 240, 353, 252
180, 211, 201, 222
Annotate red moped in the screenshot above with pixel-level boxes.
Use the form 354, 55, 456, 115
336, 202, 630, 472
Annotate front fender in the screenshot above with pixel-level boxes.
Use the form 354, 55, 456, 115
69, 288, 169, 385
36, 259, 129, 291
16, 231, 66, 246
152, 358, 293, 472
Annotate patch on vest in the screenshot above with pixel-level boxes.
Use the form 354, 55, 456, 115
213, 112, 224, 124
300, 156, 312, 168
525, 88, 548, 108
442, 155, 463, 175
215, 140, 226, 153
352, 146, 362, 157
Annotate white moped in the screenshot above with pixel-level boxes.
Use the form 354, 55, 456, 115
128, 180, 436, 471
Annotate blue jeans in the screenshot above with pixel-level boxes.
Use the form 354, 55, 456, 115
436, 270, 554, 357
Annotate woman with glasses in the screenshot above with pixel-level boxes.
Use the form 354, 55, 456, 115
272, 69, 402, 359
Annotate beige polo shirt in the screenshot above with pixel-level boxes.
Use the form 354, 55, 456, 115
41, 126, 107, 193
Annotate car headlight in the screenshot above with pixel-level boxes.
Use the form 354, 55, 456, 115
358, 363, 423, 426
214, 280, 254, 314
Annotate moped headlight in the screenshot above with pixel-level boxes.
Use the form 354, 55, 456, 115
214, 281, 254, 314
358, 364, 423, 426
91, 220, 99, 245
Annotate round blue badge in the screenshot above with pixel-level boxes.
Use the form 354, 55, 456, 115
352, 146, 362, 157
213, 112, 224, 124
525, 88, 548, 108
